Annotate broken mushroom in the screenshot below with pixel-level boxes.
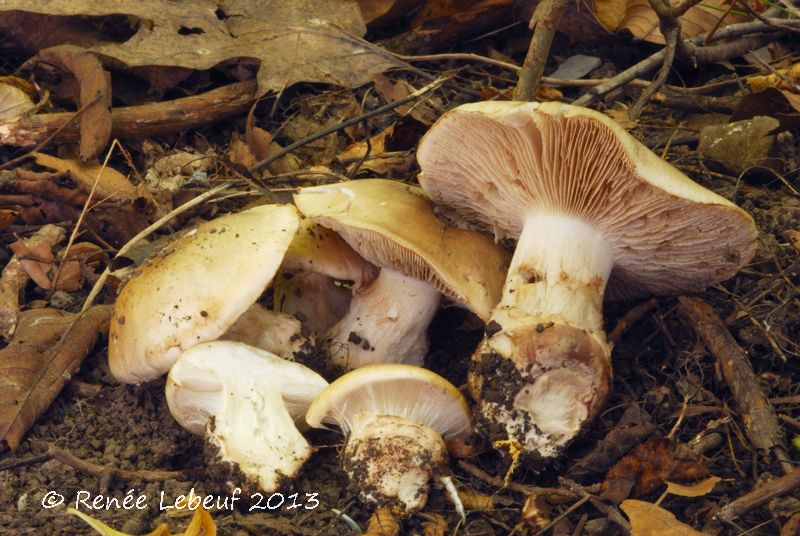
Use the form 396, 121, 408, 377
305, 364, 472, 511
294, 179, 509, 370
417, 101, 758, 459
166, 340, 328, 492
275, 217, 378, 333
108, 204, 300, 384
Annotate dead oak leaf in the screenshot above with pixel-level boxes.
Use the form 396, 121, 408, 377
0, 305, 111, 450
27, 45, 112, 161
0, 0, 405, 97
601, 437, 708, 503
69, 506, 216, 535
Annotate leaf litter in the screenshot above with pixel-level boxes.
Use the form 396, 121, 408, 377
0, 0, 798, 534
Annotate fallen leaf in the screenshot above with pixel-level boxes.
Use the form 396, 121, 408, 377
356, 0, 424, 28
29, 45, 112, 160
0, 305, 111, 450
0, 77, 35, 120
364, 507, 399, 536
403, 0, 515, 52
68, 506, 216, 535
418, 512, 448, 536
9, 239, 56, 290
747, 63, 800, 92
617, 0, 749, 44
621, 499, 709, 536
698, 116, 781, 176
0, 0, 405, 97
730, 87, 800, 131
601, 437, 708, 503
664, 476, 722, 497
32, 152, 137, 202
787, 230, 800, 254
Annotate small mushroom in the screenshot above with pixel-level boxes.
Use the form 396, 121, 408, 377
109, 204, 300, 384
166, 341, 328, 492
294, 179, 510, 369
417, 101, 758, 458
306, 364, 472, 511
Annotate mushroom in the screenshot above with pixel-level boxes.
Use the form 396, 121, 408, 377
166, 341, 328, 492
305, 364, 472, 511
294, 179, 510, 370
416, 101, 758, 458
275, 217, 378, 333
109, 204, 300, 384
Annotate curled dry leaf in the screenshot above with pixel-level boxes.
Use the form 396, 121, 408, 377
418, 512, 448, 536
32, 152, 137, 202
730, 88, 800, 131
0, 224, 65, 338
68, 506, 216, 536
600, 437, 708, 504
29, 45, 112, 160
364, 507, 400, 536
0, 305, 111, 450
0, 77, 35, 120
6, 238, 103, 292
0, 0, 404, 97
747, 63, 800, 93
664, 476, 722, 498
620, 499, 709, 536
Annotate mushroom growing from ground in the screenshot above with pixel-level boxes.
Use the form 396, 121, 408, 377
275, 217, 378, 334
109, 204, 301, 384
166, 340, 328, 492
294, 179, 510, 370
305, 364, 472, 511
417, 101, 758, 459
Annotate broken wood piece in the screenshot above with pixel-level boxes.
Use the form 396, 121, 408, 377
47, 444, 200, 482
677, 296, 791, 474
0, 224, 66, 338
0, 80, 257, 149
717, 468, 800, 525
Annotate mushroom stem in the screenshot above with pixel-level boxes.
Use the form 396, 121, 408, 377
343, 412, 447, 511
327, 267, 441, 370
472, 213, 615, 458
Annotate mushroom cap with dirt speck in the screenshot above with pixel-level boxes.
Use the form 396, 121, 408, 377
416, 101, 757, 300
166, 341, 328, 492
306, 363, 472, 439
108, 204, 300, 384
293, 179, 510, 321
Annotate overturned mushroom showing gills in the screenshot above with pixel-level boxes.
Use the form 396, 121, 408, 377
109, 204, 300, 383
294, 179, 509, 370
417, 101, 757, 459
306, 364, 472, 511
166, 341, 328, 492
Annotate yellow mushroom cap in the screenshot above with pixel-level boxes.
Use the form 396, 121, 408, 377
109, 204, 300, 384
306, 363, 472, 440
294, 179, 510, 320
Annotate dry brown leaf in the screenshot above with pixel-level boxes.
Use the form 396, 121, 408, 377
364, 507, 400, 536
8, 239, 56, 290
30, 45, 112, 160
664, 476, 722, 497
621, 500, 709, 536
357, 0, 424, 28
0, 305, 111, 450
418, 512, 448, 536
616, 0, 749, 44
0, 77, 35, 120
246, 127, 299, 176
0, 0, 404, 97
68, 506, 215, 535
32, 152, 137, 202
731, 87, 800, 131
406, 0, 515, 50
601, 437, 708, 503
457, 490, 495, 511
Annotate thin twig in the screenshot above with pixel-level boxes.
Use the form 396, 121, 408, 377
47, 444, 200, 482
248, 76, 448, 174
513, 0, 570, 100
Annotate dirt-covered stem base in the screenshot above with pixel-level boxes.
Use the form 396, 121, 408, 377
470, 213, 614, 458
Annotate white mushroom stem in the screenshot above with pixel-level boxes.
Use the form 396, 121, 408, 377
327, 267, 441, 370
343, 411, 447, 512
491, 213, 613, 351
474, 213, 615, 458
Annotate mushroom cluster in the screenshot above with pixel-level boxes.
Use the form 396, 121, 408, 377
106, 100, 757, 515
